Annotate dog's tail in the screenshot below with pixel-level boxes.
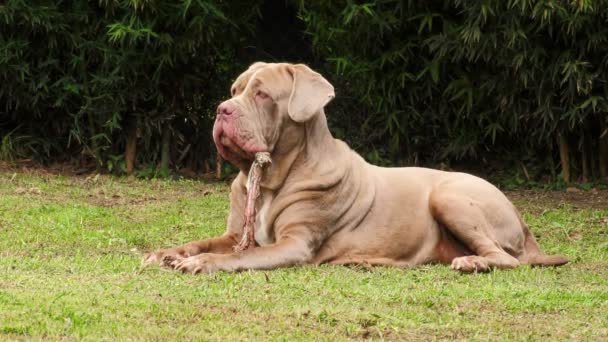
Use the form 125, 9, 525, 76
519, 215, 569, 267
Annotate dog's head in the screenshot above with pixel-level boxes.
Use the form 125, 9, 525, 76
213, 62, 335, 169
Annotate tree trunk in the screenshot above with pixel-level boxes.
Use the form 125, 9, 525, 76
582, 131, 589, 183
216, 153, 222, 179
125, 124, 138, 174
590, 129, 597, 180
582, 147, 589, 183
600, 118, 608, 179
159, 124, 171, 173
176, 144, 191, 166
558, 132, 571, 183
519, 161, 530, 181
87, 111, 101, 170
549, 149, 557, 180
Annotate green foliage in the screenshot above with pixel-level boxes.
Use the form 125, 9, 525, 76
2, 0, 608, 182
298, 0, 608, 180
0, 0, 262, 171
0, 128, 50, 162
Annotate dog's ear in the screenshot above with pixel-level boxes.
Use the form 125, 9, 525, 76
248, 62, 268, 71
287, 64, 335, 123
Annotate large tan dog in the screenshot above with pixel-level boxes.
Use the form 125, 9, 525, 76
144, 62, 568, 274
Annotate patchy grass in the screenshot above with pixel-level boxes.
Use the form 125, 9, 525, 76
1, 170, 607, 340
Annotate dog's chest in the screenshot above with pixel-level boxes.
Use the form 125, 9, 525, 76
254, 191, 275, 246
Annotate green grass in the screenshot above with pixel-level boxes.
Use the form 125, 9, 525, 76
1, 170, 607, 340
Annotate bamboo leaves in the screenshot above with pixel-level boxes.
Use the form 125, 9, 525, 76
298, 0, 608, 181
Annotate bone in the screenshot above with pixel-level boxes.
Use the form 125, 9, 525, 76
233, 152, 272, 252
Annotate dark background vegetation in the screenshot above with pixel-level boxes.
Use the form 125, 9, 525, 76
1, 0, 607, 186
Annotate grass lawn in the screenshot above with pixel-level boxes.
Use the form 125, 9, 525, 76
1, 169, 607, 340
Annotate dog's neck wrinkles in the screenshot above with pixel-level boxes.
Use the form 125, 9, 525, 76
304, 110, 336, 156
256, 110, 340, 191
258, 109, 377, 252
240, 110, 349, 247
241, 109, 377, 252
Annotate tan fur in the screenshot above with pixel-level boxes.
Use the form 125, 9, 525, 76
144, 62, 568, 274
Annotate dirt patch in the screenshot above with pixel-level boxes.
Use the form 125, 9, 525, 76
2, 168, 226, 208
85, 190, 160, 208
3, 164, 606, 210
0, 160, 96, 177
0, 160, 219, 179
76, 185, 218, 208
505, 189, 608, 212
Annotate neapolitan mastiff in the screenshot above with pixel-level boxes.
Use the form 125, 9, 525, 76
144, 62, 568, 274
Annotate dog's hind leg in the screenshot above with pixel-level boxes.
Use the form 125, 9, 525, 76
429, 192, 520, 273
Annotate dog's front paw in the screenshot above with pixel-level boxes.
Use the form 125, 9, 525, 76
143, 249, 186, 268
143, 251, 163, 266
175, 254, 223, 275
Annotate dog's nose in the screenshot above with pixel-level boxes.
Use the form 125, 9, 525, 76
217, 102, 236, 116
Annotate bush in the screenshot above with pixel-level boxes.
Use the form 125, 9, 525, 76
0, 0, 262, 174
297, 0, 608, 182
2, 0, 607, 183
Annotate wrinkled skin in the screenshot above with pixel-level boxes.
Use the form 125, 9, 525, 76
144, 62, 568, 274
212, 62, 294, 171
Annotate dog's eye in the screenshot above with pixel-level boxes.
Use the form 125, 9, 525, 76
255, 91, 270, 100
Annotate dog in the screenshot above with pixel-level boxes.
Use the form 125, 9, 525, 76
144, 62, 568, 274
